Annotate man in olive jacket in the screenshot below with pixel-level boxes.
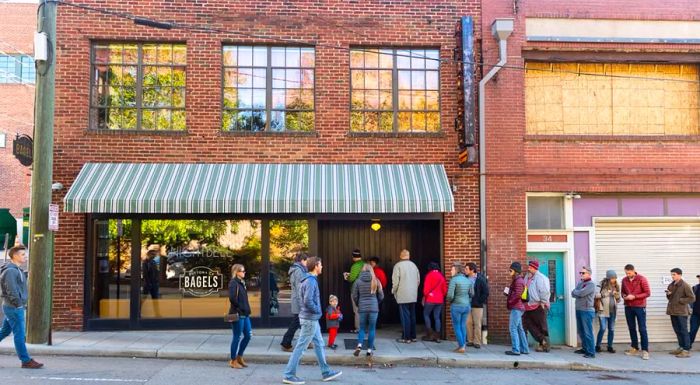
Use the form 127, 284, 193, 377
666, 268, 696, 358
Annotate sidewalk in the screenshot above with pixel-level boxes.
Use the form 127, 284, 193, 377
2, 330, 700, 374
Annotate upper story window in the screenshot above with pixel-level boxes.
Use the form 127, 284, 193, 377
90, 43, 186, 131
525, 62, 700, 136
350, 48, 440, 133
222, 46, 315, 132
527, 196, 565, 230
0, 55, 35, 84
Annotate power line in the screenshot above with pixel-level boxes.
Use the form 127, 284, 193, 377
52, 0, 700, 85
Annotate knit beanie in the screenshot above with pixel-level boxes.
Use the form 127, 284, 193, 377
510, 262, 522, 274
606, 270, 617, 279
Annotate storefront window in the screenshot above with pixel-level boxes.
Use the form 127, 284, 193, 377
527, 196, 565, 230
91, 219, 132, 319
139, 219, 262, 319
269, 220, 309, 317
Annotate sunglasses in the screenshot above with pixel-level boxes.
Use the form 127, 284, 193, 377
239, 270, 246, 273
579, 271, 589, 275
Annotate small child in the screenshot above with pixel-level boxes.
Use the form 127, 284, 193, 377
326, 294, 343, 349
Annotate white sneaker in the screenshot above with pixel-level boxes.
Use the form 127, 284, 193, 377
641, 350, 650, 360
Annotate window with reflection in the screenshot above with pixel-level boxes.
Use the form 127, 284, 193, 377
222, 46, 315, 132
91, 219, 132, 319
350, 48, 440, 132
90, 43, 187, 130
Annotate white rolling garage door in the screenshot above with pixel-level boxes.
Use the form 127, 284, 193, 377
595, 220, 700, 343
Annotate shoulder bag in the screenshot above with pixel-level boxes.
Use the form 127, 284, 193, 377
224, 283, 240, 323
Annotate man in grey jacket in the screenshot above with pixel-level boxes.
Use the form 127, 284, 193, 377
392, 249, 420, 343
0, 246, 43, 368
572, 266, 596, 359
522, 260, 551, 352
281, 252, 308, 351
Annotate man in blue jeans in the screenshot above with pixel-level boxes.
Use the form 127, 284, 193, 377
0, 246, 43, 369
572, 266, 596, 358
283, 257, 341, 385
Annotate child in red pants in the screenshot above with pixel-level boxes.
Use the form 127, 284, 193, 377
326, 295, 343, 349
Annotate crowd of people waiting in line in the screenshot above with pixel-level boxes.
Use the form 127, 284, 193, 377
222, 248, 700, 384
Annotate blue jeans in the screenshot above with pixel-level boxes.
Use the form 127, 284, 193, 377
0, 305, 31, 363
576, 310, 595, 356
691, 313, 700, 349
450, 304, 470, 348
423, 303, 443, 333
624, 306, 648, 351
284, 319, 332, 378
357, 312, 378, 349
509, 309, 529, 354
596, 314, 616, 348
230, 316, 252, 359
398, 303, 416, 340
671, 315, 690, 351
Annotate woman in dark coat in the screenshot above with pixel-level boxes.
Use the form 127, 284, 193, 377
352, 263, 384, 357
229, 264, 252, 369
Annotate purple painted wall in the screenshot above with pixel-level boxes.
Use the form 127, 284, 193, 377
621, 198, 664, 217
574, 231, 590, 272
668, 198, 700, 216
573, 198, 618, 227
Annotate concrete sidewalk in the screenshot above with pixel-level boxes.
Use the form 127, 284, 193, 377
2, 330, 700, 374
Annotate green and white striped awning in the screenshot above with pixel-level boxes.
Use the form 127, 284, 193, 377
64, 163, 454, 214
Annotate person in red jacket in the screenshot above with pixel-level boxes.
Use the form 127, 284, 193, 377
325, 295, 343, 350
621, 264, 651, 360
368, 257, 388, 289
422, 262, 447, 342
505, 262, 529, 356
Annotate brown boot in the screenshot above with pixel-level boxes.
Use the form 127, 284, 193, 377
229, 359, 243, 369
236, 356, 248, 367
21, 359, 44, 369
432, 330, 441, 343
422, 328, 434, 341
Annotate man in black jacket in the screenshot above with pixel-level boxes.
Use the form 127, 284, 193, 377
466, 262, 489, 349
691, 274, 700, 349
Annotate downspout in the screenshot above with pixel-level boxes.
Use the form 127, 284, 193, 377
479, 19, 513, 277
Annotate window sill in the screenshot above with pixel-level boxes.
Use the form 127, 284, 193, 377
86, 129, 189, 136
348, 131, 445, 138
524, 134, 700, 143
219, 130, 319, 137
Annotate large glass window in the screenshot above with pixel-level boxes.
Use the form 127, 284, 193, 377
139, 219, 262, 319
90, 43, 187, 131
0, 55, 35, 84
527, 196, 565, 230
350, 48, 440, 132
91, 219, 132, 319
269, 220, 309, 318
222, 46, 315, 132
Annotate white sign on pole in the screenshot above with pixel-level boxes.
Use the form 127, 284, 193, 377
48, 204, 59, 231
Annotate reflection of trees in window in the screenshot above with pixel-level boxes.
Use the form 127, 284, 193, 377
90, 43, 186, 130
270, 220, 309, 288
222, 46, 315, 132
350, 48, 440, 132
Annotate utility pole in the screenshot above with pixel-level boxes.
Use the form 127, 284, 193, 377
27, 0, 56, 344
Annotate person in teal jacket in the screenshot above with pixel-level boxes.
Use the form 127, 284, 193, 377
446, 262, 474, 353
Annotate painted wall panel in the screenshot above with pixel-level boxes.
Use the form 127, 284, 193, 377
621, 198, 664, 217
573, 198, 618, 227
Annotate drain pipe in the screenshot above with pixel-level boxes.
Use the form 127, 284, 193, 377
479, 18, 513, 277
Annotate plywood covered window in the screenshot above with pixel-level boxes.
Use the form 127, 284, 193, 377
525, 62, 700, 136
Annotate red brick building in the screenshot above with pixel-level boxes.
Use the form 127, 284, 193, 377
52, 0, 485, 336
0, 1, 35, 223
482, 0, 700, 345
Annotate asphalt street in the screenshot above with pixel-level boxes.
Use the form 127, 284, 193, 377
1, 354, 699, 385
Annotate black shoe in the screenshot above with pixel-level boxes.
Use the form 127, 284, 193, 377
574, 349, 585, 354
505, 351, 521, 356
595, 346, 602, 353
607, 346, 616, 354
329, 344, 337, 350
353, 346, 361, 357
366, 351, 372, 357
467, 342, 475, 347
583, 353, 595, 359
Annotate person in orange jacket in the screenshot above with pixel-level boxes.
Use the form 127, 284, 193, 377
325, 295, 343, 349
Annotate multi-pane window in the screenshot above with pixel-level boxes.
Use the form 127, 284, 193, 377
90, 43, 186, 131
350, 48, 440, 132
222, 46, 315, 132
0, 55, 35, 84
527, 196, 565, 230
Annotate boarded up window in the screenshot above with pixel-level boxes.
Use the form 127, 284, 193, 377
525, 62, 700, 135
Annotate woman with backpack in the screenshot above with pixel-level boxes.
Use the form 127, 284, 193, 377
352, 264, 384, 357
595, 270, 621, 353
446, 262, 474, 353
422, 262, 447, 342
228, 264, 252, 369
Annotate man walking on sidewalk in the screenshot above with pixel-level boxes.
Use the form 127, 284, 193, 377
691, 274, 700, 350
392, 249, 420, 343
621, 264, 651, 360
466, 262, 488, 349
283, 257, 341, 385
572, 266, 596, 359
522, 260, 551, 352
281, 252, 308, 352
0, 246, 44, 369
666, 268, 695, 358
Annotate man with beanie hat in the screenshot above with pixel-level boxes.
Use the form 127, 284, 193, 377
595, 270, 621, 353
522, 260, 551, 352
343, 249, 364, 332
572, 266, 596, 358
505, 262, 529, 355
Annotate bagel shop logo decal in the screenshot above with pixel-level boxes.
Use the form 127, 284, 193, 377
180, 266, 224, 297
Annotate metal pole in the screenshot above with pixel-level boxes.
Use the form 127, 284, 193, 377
26, 0, 56, 344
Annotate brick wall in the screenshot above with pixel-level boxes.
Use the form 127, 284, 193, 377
482, 0, 700, 342
53, 1, 482, 331
0, 3, 36, 218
